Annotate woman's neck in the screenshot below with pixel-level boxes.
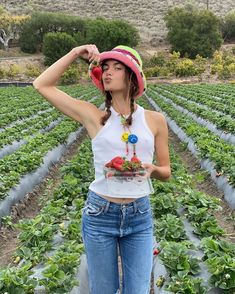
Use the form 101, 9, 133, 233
111, 94, 137, 116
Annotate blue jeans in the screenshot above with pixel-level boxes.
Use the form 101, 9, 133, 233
81, 189, 154, 294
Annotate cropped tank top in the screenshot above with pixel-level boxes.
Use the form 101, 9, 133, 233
89, 104, 155, 198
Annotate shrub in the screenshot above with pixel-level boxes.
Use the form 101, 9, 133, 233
0, 67, 6, 79
85, 17, 140, 52
211, 50, 235, 79
60, 64, 81, 85
175, 59, 196, 77
221, 10, 235, 42
42, 32, 77, 66
24, 64, 42, 77
19, 12, 86, 53
7, 64, 20, 78
194, 54, 207, 75
145, 53, 166, 68
164, 6, 223, 58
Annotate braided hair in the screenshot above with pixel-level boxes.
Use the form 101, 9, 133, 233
100, 65, 139, 126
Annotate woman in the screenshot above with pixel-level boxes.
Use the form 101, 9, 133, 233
33, 44, 171, 294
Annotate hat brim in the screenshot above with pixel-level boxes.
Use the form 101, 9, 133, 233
89, 51, 146, 99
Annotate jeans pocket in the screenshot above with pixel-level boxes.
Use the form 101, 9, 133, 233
137, 199, 151, 214
82, 202, 104, 216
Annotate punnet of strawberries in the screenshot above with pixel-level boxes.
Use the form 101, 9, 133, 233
105, 156, 144, 173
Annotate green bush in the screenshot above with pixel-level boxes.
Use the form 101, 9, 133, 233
7, 64, 20, 78
164, 6, 223, 58
221, 10, 235, 42
60, 64, 81, 85
24, 64, 42, 77
145, 53, 166, 68
42, 32, 77, 66
175, 59, 196, 77
0, 67, 6, 79
85, 17, 140, 52
19, 12, 86, 53
211, 50, 235, 79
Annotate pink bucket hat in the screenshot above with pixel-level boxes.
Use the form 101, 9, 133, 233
89, 45, 147, 99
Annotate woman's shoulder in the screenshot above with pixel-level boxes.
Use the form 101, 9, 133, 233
144, 108, 167, 124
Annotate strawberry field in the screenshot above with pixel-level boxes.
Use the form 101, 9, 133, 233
0, 84, 234, 294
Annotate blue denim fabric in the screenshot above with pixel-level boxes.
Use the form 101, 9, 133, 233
81, 189, 154, 294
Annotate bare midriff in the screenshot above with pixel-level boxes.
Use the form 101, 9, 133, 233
96, 193, 137, 204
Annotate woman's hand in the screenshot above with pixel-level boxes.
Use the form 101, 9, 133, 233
142, 162, 171, 181
73, 44, 100, 63
142, 163, 156, 178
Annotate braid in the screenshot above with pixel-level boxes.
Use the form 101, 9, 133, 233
125, 97, 135, 126
100, 91, 112, 125
125, 70, 138, 126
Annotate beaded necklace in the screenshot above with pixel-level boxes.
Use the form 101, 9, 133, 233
113, 104, 139, 158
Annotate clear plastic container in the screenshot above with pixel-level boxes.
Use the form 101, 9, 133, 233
104, 167, 154, 196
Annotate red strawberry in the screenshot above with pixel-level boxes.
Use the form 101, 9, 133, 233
153, 248, 160, 255
113, 163, 123, 171
92, 67, 102, 80
111, 156, 125, 165
131, 156, 141, 164
105, 161, 113, 168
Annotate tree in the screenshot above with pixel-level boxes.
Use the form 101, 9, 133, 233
164, 7, 223, 58
0, 14, 29, 51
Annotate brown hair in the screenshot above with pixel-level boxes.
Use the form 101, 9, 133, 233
100, 65, 139, 126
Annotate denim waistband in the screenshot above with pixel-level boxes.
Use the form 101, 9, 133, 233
87, 189, 149, 209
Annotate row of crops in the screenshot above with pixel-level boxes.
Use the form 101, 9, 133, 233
0, 85, 103, 221
0, 85, 234, 293
145, 84, 235, 209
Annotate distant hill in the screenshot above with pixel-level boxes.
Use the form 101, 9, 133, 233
1, 0, 234, 45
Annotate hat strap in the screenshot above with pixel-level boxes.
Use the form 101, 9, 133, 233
112, 48, 140, 66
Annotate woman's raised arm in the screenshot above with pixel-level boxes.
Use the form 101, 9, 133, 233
33, 44, 100, 125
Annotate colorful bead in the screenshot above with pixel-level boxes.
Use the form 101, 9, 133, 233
121, 132, 129, 142
128, 134, 138, 144
121, 116, 127, 126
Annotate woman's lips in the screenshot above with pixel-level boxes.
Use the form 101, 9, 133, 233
104, 78, 112, 83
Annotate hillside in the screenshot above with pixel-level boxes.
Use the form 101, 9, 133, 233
1, 0, 234, 45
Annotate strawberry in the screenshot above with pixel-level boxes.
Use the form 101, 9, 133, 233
153, 248, 160, 255
111, 156, 125, 166
112, 163, 124, 171
105, 161, 113, 168
131, 156, 141, 163
92, 66, 102, 80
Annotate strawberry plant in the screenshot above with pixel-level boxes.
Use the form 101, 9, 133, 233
192, 217, 225, 238
200, 236, 235, 260
206, 255, 235, 290
159, 241, 201, 276
154, 214, 187, 242
0, 262, 38, 293
152, 192, 179, 217
40, 241, 84, 293
164, 273, 207, 294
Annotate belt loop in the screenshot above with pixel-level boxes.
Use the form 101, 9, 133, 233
133, 201, 137, 214
104, 201, 110, 213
